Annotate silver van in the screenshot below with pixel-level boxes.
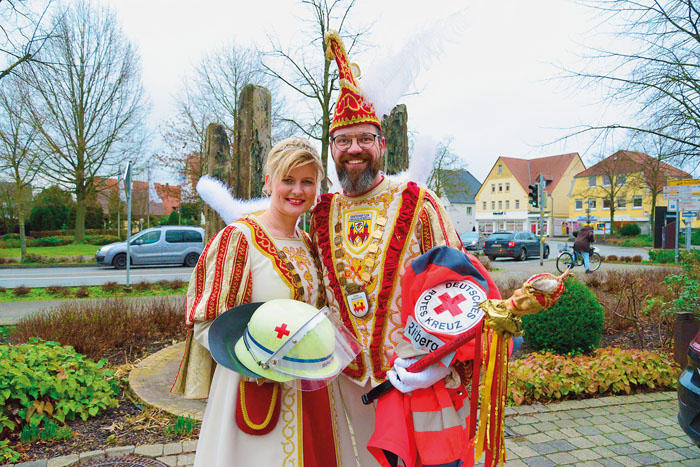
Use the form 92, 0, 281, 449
96, 225, 205, 269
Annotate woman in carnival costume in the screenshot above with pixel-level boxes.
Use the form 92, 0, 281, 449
170, 137, 355, 467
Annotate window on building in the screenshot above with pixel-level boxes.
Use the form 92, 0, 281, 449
505, 200, 510, 209
588, 199, 596, 209
491, 184, 495, 193
498, 183, 502, 192
617, 197, 626, 209
498, 164, 502, 174
618, 174, 626, 184
575, 199, 583, 210
505, 182, 510, 192
588, 176, 596, 187
498, 200, 502, 209
603, 199, 611, 209
483, 201, 486, 210
467, 206, 472, 215
633, 195, 642, 208
515, 199, 520, 209
602, 174, 611, 186
491, 201, 495, 210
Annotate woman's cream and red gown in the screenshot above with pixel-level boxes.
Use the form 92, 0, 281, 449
171, 215, 355, 467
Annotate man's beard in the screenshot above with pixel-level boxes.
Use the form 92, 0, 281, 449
335, 155, 381, 194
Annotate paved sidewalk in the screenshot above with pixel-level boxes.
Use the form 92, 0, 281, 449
5, 344, 697, 467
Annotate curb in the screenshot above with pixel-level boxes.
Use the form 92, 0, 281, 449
505, 390, 676, 417
4, 440, 198, 467
0, 263, 97, 270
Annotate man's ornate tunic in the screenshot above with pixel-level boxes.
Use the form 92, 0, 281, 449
310, 178, 463, 386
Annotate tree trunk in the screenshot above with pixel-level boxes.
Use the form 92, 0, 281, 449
381, 104, 409, 175
74, 190, 87, 244
17, 198, 26, 264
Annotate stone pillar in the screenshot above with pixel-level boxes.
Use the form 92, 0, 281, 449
381, 104, 409, 175
235, 84, 272, 199
204, 123, 230, 240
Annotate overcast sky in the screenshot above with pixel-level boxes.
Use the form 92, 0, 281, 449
100, 0, 638, 183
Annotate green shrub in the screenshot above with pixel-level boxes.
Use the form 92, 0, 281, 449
85, 234, 120, 245
508, 347, 679, 405
0, 339, 120, 441
0, 439, 19, 463
649, 248, 700, 264
31, 236, 74, 247
13, 286, 30, 297
619, 235, 653, 247
522, 277, 604, 354
1, 233, 20, 241
165, 416, 197, 436
620, 223, 641, 236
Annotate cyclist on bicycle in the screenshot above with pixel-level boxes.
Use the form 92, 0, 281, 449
572, 225, 595, 273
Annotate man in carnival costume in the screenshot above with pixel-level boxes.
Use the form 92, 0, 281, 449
309, 31, 501, 467
312, 32, 570, 467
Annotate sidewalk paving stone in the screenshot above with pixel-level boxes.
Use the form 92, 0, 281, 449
575, 426, 603, 436
613, 456, 641, 466
570, 448, 601, 461
603, 432, 633, 444
649, 438, 677, 450
532, 421, 557, 431
608, 444, 640, 456
522, 457, 555, 467
530, 443, 559, 455
544, 452, 578, 464
629, 441, 658, 452
569, 437, 596, 449
628, 452, 664, 465
625, 430, 652, 442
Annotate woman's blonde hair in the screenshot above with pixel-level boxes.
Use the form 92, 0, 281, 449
263, 137, 324, 195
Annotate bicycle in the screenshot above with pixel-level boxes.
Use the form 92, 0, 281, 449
556, 244, 602, 273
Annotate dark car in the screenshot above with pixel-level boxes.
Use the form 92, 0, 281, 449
460, 232, 480, 251
482, 231, 549, 261
678, 330, 700, 445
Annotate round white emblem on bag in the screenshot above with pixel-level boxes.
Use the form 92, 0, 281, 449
414, 280, 486, 335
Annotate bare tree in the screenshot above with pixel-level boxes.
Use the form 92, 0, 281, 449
156, 87, 212, 203
159, 42, 291, 196
0, 75, 42, 262
20, 0, 147, 243
427, 138, 469, 198
263, 0, 368, 191
0, 0, 55, 79
194, 42, 290, 141
570, 0, 700, 163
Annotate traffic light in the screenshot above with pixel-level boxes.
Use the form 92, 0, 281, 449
528, 184, 539, 208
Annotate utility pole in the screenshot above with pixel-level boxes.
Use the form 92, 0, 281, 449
124, 161, 133, 290
539, 177, 544, 266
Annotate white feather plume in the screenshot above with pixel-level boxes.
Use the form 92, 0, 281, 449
326, 154, 342, 194
360, 9, 468, 120
196, 175, 270, 225
386, 134, 437, 188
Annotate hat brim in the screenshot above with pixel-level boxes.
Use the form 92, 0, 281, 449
208, 302, 264, 379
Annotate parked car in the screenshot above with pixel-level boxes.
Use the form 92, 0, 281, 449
96, 225, 205, 269
482, 231, 549, 261
678, 330, 700, 445
460, 231, 481, 252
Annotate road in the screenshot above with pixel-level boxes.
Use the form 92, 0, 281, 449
0, 265, 194, 288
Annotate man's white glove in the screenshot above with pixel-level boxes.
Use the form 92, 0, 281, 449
386, 357, 451, 393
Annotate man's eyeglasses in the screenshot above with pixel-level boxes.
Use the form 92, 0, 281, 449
331, 133, 381, 151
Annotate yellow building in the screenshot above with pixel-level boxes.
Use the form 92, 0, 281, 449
475, 153, 585, 236
569, 150, 691, 234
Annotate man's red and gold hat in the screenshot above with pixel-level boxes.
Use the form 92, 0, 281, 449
325, 31, 381, 134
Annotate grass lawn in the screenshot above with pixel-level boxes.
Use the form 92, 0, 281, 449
0, 244, 100, 259
0, 283, 187, 303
